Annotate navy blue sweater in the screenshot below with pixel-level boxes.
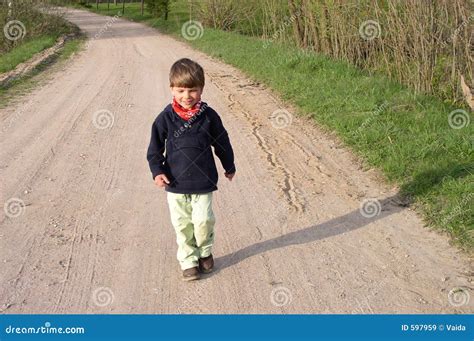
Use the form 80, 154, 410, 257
147, 102, 235, 194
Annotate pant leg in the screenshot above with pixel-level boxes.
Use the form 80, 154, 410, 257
190, 192, 215, 258
166, 192, 199, 270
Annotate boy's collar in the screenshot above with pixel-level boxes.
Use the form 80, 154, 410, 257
172, 97, 202, 117
168, 101, 208, 121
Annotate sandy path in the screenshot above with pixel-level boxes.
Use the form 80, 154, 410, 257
0, 8, 472, 314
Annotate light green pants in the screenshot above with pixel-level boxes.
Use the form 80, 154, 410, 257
166, 192, 215, 270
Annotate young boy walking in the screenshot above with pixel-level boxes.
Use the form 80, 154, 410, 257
147, 58, 236, 281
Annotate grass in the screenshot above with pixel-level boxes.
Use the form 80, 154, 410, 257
0, 35, 59, 73
0, 2, 84, 107
0, 36, 85, 109
71, 2, 474, 250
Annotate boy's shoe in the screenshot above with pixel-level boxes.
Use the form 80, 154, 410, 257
182, 266, 200, 281
198, 254, 214, 273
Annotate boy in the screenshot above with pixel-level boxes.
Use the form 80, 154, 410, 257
147, 58, 236, 281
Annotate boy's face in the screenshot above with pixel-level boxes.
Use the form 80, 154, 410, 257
170, 86, 203, 109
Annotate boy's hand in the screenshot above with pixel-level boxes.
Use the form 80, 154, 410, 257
225, 172, 235, 181
154, 174, 170, 187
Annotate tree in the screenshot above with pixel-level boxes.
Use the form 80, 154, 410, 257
145, 0, 172, 20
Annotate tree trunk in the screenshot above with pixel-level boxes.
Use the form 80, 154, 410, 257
164, 1, 169, 20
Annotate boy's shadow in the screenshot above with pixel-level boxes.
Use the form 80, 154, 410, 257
207, 194, 406, 276
206, 162, 471, 276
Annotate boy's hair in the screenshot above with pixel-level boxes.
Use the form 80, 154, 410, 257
169, 58, 205, 88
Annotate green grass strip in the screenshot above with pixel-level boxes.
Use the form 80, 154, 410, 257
0, 35, 59, 73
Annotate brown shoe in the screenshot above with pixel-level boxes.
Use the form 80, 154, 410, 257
198, 254, 214, 273
182, 266, 200, 281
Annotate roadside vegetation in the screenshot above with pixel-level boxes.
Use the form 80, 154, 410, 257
0, 0, 83, 107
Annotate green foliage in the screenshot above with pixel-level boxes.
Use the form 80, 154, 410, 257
0, 0, 74, 55
0, 35, 56, 73
145, 0, 172, 19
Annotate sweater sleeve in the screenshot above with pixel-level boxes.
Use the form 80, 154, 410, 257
209, 111, 236, 174
146, 115, 167, 180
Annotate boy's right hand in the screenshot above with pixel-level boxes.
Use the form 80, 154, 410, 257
154, 174, 170, 188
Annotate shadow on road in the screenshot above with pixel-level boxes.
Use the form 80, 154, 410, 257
212, 194, 408, 275
64, 10, 161, 40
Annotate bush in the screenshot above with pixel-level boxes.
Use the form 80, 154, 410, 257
145, 0, 172, 19
1, 0, 74, 55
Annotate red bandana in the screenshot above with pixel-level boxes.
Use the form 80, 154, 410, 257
172, 97, 202, 121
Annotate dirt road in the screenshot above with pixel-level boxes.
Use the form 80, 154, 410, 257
0, 8, 472, 314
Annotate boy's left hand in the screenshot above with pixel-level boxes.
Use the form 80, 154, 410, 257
225, 172, 235, 181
